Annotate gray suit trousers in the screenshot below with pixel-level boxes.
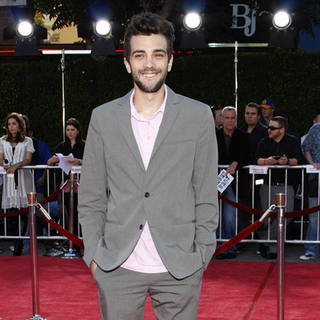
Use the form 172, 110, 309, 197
94, 266, 203, 320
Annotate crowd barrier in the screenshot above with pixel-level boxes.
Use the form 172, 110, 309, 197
0, 165, 320, 249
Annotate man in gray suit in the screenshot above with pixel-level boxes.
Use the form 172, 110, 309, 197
78, 12, 218, 320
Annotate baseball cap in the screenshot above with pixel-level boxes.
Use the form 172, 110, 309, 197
260, 98, 275, 109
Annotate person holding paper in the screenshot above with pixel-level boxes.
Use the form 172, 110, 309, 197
47, 118, 85, 248
216, 106, 251, 259
0, 112, 35, 255
47, 118, 85, 167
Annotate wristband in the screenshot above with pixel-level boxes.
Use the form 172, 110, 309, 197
287, 159, 290, 165
264, 158, 267, 165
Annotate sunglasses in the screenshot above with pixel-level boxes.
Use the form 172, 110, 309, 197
268, 126, 282, 131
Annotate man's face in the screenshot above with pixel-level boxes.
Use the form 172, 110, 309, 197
268, 120, 283, 140
262, 107, 274, 119
124, 34, 173, 93
245, 106, 260, 126
214, 109, 222, 127
222, 109, 236, 132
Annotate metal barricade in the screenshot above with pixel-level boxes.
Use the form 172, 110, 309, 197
0, 164, 319, 250
0, 165, 81, 244
217, 164, 320, 246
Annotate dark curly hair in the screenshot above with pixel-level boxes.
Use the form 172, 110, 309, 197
3, 112, 26, 142
124, 12, 175, 62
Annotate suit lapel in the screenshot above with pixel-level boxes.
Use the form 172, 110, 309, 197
150, 87, 180, 162
116, 91, 146, 171
116, 87, 180, 171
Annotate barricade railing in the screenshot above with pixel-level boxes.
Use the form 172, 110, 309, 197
0, 165, 81, 242
0, 164, 320, 250
217, 164, 320, 246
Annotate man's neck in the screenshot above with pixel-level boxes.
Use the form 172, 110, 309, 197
247, 123, 257, 133
264, 116, 272, 125
133, 85, 166, 119
273, 133, 285, 143
224, 127, 235, 136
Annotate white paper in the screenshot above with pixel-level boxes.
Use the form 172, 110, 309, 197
249, 165, 268, 175
71, 165, 82, 174
56, 153, 74, 175
306, 164, 320, 173
217, 169, 234, 193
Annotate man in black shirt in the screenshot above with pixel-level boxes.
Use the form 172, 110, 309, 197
216, 106, 251, 259
254, 116, 302, 259
241, 102, 268, 156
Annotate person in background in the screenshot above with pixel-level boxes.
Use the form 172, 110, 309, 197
47, 118, 85, 251
21, 115, 52, 251
0, 112, 35, 256
211, 105, 224, 131
259, 98, 275, 126
255, 116, 302, 259
241, 102, 268, 156
216, 106, 251, 259
300, 122, 320, 260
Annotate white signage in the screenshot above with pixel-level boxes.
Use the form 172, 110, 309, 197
0, 1, 27, 6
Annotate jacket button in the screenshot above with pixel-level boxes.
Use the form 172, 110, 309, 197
144, 192, 150, 198
139, 224, 143, 230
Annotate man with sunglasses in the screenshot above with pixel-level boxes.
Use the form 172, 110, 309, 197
254, 116, 302, 259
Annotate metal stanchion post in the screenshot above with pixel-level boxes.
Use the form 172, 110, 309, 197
25, 192, 50, 320
61, 173, 80, 258
276, 193, 285, 320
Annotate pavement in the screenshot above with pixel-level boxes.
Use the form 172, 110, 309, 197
0, 239, 319, 263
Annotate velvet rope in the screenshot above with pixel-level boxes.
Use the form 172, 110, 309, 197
218, 194, 320, 218
44, 218, 84, 249
0, 181, 69, 218
214, 220, 263, 256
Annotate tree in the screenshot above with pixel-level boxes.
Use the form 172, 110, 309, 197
34, 0, 178, 31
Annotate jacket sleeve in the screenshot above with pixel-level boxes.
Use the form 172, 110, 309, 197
193, 106, 219, 269
78, 108, 108, 268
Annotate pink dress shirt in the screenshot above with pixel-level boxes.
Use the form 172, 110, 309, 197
121, 86, 168, 273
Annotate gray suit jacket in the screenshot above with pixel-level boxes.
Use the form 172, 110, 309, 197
78, 86, 218, 279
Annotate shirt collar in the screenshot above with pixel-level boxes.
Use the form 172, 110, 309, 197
130, 85, 167, 120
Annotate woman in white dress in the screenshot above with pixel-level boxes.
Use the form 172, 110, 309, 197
0, 112, 34, 255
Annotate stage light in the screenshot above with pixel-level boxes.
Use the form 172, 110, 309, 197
272, 11, 292, 30
16, 21, 34, 38
3, 7, 47, 56
94, 19, 112, 38
183, 13, 202, 31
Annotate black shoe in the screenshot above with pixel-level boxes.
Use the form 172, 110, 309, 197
216, 252, 227, 260
13, 240, 23, 256
226, 252, 236, 259
266, 253, 277, 259
259, 243, 268, 258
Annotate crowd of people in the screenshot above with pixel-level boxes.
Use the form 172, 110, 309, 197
212, 100, 320, 261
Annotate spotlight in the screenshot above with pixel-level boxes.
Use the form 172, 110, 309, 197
94, 19, 112, 38
16, 21, 34, 38
183, 13, 202, 31
3, 7, 47, 56
269, 11, 295, 48
272, 11, 292, 30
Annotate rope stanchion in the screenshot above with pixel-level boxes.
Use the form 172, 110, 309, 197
25, 192, 50, 320
0, 180, 70, 218
213, 204, 276, 256
37, 203, 84, 250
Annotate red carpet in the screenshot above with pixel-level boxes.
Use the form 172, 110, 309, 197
1, 257, 319, 319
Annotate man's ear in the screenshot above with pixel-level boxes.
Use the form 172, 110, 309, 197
124, 58, 131, 74
168, 55, 173, 72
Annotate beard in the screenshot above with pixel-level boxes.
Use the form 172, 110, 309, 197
132, 68, 168, 93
